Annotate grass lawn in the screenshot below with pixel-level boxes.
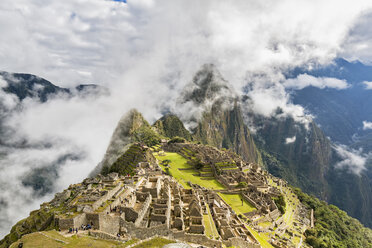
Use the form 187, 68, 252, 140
246, 226, 274, 248
155, 152, 225, 190
203, 204, 220, 239
9, 230, 138, 248
258, 221, 273, 228
132, 237, 175, 248
218, 193, 256, 215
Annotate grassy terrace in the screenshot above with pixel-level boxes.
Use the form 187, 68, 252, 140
132, 237, 175, 248
218, 193, 256, 215
154, 151, 224, 190
10, 231, 138, 248
246, 226, 274, 248
217, 193, 274, 248
203, 204, 220, 239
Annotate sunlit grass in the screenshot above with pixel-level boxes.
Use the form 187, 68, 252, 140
218, 193, 256, 214
155, 152, 225, 190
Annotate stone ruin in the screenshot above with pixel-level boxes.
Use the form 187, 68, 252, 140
46, 142, 309, 248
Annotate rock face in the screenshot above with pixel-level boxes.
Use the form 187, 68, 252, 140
254, 116, 332, 198
178, 64, 261, 164
91, 109, 150, 175
252, 113, 372, 227
153, 114, 192, 141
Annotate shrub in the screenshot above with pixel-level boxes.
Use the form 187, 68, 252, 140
132, 126, 161, 147
274, 195, 286, 214
168, 136, 186, 144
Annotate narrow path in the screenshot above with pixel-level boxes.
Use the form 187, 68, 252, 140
37, 232, 69, 244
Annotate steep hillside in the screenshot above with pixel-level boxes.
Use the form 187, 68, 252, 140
293, 187, 372, 248
91, 109, 155, 175
288, 58, 372, 148
250, 112, 372, 228
253, 116, 331, 198
153, 114, 192, 141
178, 64, 261, 164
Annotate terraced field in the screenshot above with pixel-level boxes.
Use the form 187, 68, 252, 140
217, 193, 256, 215
9, 231, 139, 248
154, 151, 224, 190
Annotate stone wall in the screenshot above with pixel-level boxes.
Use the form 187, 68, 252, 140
173, 233, 222, 248
58, 218, 74, 230
241, 193, 260, 210
86, 213, 100, 229
99, 214, 120, 235
224, 237, 261, 248
92, 183, 122, 210
122, 207, 138, 222
189, 225, 204, 234
134, 194, 152, 227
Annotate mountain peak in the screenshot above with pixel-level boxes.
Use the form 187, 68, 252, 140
180, 64, 236, 106
90, 109, 149, 176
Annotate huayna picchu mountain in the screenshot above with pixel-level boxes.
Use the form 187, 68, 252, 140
1, 108, 372, 248
178, 64, 261, 165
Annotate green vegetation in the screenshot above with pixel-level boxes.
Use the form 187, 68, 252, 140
203, 204, 219, 239
235, 182, 248, 188
153, 114, 192, 140
293, 187, 372, 248
218, 193, 256, 215
104, 144, 154, 176
0, 208, 55, 248
132, 125, 161, 147
168, 136, 186, 144
245, 225, 274, 248
9, 231, 138, 248
132, 237, 175, 248
155, 152, 224, 190
273, 194, 286, 214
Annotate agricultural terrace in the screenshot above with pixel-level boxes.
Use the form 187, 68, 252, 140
154, 151, 225, 190
218, 193, 256, 215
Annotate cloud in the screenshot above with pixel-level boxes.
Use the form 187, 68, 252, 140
362, 81, 372, 89
285, 136, 296, 144
1, 0, 372, 238
333, 145, 371, 175
284, 74, 349, 90
341, 12, 372, 63
363, 121, 372, 130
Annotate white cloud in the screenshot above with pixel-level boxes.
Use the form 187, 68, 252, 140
341, 12, 372, 63
0, 0, 372, 238
334, 145, 371, 175
363, 81, 372, 89
284, 74, 349, 90
285, 136, 296, 144
363, 121, 372, 130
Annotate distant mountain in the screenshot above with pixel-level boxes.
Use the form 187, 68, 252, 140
248, 110, 372, 227
288, 59, 372, 149
0, 71, 108, 102
0, 70, 107, 205
249, 58, 372, 228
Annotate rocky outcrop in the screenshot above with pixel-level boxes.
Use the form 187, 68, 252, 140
91, 109, 150, 175
153, 114, 192, 140
177, 64, 261, 164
